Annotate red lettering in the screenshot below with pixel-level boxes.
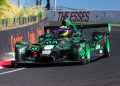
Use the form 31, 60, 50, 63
70, 12, 74, 21
86, 11, 91, 22
58, 12, 63, 21
78, 11, 83, 22
37, 29, 43, 37
10, 34, 23, 52
82, 11, 86, 22
65, 11, 69, 19
28, 32, 35, 43
58, 11, 70, 21
58, 11, 90, 22
74, 11, 78, 22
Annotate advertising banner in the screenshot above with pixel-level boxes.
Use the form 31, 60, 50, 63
46, 10, 120, 23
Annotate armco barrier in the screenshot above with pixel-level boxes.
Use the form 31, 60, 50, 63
0, 19, 48, 60
46, 10, 120, 24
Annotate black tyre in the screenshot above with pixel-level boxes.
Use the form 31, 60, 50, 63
103, 36, 110, 58
81, 43, 91, 64
76, 43, 91, 64
15, 41, 30, 62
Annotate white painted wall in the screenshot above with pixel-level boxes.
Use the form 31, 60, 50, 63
46, 10, 120, 23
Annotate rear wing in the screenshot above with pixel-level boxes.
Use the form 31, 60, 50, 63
76, 23, 111, 33
44, 26, 59, 34
44, 23, 111, 33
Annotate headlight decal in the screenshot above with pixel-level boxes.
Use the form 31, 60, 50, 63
42, 50, 51, 55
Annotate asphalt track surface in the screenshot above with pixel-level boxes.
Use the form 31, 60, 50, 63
0, 26, 120, 86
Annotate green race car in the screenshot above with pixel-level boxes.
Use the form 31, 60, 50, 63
14, 19, 111, 65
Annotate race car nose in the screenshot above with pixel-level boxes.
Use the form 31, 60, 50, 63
40, 56, 55, 63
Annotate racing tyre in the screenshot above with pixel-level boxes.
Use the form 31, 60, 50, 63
103, 36, 110, 58
15, 41, 30, 62
81, 43, 91, 64
76, 43, 91, 64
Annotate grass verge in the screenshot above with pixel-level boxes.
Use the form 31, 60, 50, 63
73, 22, 120, 26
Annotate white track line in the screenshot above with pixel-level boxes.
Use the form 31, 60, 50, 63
0, 53, 26, 75
0, 68, 26, 76
0, 67, 4, 69
0, 58, 26, 75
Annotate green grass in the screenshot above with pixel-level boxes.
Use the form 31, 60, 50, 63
111, 24, 120, 26
73, 22, 120, 26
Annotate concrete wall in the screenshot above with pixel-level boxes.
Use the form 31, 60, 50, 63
46, 10, 120, 24
0, 19, 48, 60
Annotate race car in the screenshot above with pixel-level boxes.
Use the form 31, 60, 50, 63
14, 20, 111, 65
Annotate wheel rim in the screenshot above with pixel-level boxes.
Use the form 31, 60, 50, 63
106, 39, 110, 53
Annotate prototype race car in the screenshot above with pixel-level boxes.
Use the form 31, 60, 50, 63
14, 20, 111, 65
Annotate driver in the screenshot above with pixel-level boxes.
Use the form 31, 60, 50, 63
63, 19, 78, 32
59, 25, 70, 37
58, 19, 78, 38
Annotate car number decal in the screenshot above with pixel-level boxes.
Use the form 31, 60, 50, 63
42, 50, 51, 55
44, 45, 54, 50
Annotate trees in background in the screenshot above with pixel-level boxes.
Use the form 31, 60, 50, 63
0, 0, 46, 19
46, 0, 50, 10
0, 0, 8, 6
0, 0, 10, 19
18, 0, 20, 7
36, 0, 41, 6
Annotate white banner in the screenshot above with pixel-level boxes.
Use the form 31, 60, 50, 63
46, 10, 120, 24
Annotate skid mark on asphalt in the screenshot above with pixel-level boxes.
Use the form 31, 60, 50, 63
0, 68, 26, 76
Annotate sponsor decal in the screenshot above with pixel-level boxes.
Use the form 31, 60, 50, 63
58, 11, 91, 22
28, 32, 36, 44
37, 28, 43, 37
42, 50, 51, 55
10, 34, 23, 52
10, 28, 44, 52
44, 45, 54, 50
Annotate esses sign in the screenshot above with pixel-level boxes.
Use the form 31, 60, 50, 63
58, 11, 91, 22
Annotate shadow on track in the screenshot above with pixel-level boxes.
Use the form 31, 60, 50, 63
4, 56, 108, 68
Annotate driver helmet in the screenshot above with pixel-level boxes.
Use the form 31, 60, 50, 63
59, 26, 70, 37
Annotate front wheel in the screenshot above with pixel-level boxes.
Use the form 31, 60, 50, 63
76, 43, 91, 64
81, 43, 91, 64
15, 41, 30, 62
103, 36, 110, 58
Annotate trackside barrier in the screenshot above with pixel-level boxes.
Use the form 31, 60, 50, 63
0, 18, 48, 60
46, 10, 120, 24
0, 13, 42, 30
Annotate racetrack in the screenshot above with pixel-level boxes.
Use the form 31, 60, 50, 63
0, 26, 120, 86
